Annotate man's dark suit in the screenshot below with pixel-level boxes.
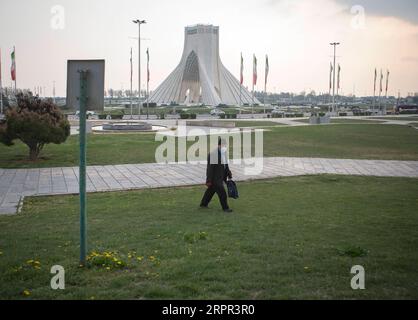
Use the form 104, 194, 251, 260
200, 149, 232, 210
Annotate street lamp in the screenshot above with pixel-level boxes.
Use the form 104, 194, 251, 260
330, 42, 340, 114
133, 19, 146, 119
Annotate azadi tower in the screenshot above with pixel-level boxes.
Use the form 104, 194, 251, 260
149, 24, 259, 106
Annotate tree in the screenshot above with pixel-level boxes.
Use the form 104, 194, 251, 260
0, 93, 70, 161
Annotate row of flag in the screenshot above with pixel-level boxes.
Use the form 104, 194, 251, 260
240, 53, 269, 89
374, 68, 390, 97
329, 62, 342, 93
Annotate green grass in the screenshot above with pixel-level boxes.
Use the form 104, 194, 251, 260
0, 175, 417, 300
294, 118, 383, 124
1, 124, 418, 169
262, 124, 418, 160
371, 117, 418, 121
232, 121, 286, 128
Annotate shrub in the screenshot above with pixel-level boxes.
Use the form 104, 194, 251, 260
0, 93, 70, 161
143, 102, 157, 108
190, 113, 197, 119
180, 113, 190, 119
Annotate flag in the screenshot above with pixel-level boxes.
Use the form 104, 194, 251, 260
373, 68, 377, 95
0, 48, 3, 109
337, 64, 341, 90
0, 48, 3, 91
265, 55, 269, 86
240, 53, 244, 85
385, 70, 390, 96
329, 62, 333, 91
253, 55, 257, 86
146, 48, 150, 83
11, 47, 16, 81
379, 69, 383, 93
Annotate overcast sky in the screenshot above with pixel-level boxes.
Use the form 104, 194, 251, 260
0, 0, 417, 96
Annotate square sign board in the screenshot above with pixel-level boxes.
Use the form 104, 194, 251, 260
66, 60, 105, 111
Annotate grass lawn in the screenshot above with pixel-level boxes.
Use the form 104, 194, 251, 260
0, 175, 417, 300
293, 118, 384, 124
1, 124, 418, 169
233, 121, 286, 128
371, 116, 418, 121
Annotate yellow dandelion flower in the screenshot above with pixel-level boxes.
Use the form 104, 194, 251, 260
23, 290, 31, 296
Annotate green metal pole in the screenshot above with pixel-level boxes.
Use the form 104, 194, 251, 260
78, 70, 88, 266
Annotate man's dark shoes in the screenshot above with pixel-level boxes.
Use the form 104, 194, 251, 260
199, 205, 209, 209
223, 209, 233, 213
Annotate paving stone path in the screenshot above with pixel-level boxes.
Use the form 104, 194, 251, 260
1, 157, 417, 215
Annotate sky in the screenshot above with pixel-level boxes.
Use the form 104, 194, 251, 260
0, 0, 418, 97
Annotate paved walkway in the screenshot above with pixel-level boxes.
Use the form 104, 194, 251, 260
1, 157, 418, 215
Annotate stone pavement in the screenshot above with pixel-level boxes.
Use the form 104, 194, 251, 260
1, 157, 418, 215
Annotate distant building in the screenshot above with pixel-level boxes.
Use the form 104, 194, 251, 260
149, 24, 259, 106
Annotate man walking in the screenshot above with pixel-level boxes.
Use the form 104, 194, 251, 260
200, 138, 233, 213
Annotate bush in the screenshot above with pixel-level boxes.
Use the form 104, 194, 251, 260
0, 93, 70, 161
99, 110, 124, 120
219, 114, 226, 119
190, 113, 197, 119
339, 112, 347, 117
180, 113, 190, 119
143, 102, 157, 108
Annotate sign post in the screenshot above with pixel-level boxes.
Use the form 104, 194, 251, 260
78, 69, 88, 265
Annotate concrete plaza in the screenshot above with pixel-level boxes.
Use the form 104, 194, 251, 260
1, 157, 418, 215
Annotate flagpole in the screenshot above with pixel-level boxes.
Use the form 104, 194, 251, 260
330, 43, 340, 114
379, 69, 382, 114
0, 47, 3, 114
146, 47, 149, 120
14, 46, 16, 93
252, 54, 256, 119
373, 68, 376, 113
264, 81, 266, 115
130, 47, 133, 119
239, 53, 242, 115
264, 55, 268, 115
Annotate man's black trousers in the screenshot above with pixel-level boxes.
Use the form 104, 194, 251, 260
200, 183, 229, 210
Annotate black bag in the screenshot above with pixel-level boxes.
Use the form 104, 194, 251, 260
226, 180, 239, 199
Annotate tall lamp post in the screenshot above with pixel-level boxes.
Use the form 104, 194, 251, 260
133, 19, 146, 119
330, 42, 340, 114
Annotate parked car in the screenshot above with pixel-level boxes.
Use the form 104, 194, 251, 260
210, 109, 226, 116
75, 111, 96, 117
